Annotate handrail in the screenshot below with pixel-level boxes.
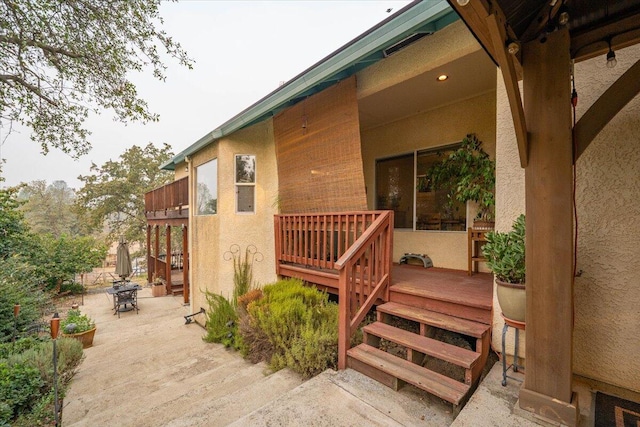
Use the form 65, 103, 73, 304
336, 210, 393, 369
274, 211, 386, 273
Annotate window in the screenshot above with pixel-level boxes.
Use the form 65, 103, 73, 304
375, 144, 466, 231
235, 154, 256, 213
196, 159, 217, 215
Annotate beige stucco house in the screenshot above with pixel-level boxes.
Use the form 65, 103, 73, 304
146, 0, 640, 422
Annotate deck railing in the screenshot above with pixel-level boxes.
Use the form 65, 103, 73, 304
274, 211, 387, 272
335, 211, 393, 369
145, 177, 189, 213
274, 210, 394, 370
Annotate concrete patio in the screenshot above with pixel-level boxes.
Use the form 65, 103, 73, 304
62, 287, 592, 426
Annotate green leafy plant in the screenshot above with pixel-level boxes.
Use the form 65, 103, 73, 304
242, 279, 339, 378
204, 245, 260, 348
60, 309, 95, 334
426, 133, 496, 220
482, 214, 526, 283
203, 292, 238, 348
1, 337, 83, 425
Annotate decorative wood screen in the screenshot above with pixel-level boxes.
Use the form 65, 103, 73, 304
274, 76, 367, 213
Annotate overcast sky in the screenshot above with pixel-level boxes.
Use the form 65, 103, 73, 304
0, 0, 412, 189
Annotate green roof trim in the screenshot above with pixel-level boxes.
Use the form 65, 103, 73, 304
162, 0, 456, 170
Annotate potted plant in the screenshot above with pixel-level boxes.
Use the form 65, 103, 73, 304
426, 133, 496, 228
60, 309, 96, 348
482, 214, 525, 322
152, 275, 165, 297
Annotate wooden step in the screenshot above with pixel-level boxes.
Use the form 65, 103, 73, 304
363, 322, 479, 370
390, 285, 491, 324
377, 302, 489, 338
347, 344, 470, 405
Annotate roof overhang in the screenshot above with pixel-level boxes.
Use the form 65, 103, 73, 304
161, 0, 459, 170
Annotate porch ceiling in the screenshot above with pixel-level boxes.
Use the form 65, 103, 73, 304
447, 0, 640, 63
358, 49, 496, 130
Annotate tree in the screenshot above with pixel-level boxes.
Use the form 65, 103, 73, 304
0, 186, 30, 260
0, 0, 192, 156
18, 180, 79, 237
30, 233, 107, 292
75, 143, 174, 250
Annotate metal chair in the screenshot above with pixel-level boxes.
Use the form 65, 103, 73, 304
114, 289, 138, 318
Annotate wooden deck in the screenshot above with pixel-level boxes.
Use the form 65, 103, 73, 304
390, 265, 493, 324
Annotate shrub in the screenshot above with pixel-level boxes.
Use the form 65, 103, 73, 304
7, 337, 84, 388
203, 292, 238, 348
243, 279, 339, 378
0, 258, 51, 343
204, 245, 259, 348
0, 362, 43, 424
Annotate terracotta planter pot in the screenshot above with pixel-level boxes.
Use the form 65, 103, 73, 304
62, 327, 96, 349
496, 279, 526, 322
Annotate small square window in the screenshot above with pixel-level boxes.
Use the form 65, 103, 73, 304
236, 185, 255, 213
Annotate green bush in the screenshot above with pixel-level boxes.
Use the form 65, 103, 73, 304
0, 337, 48, 359
203, 292, 238, 348
1, 338, 82, 425
0, 362, 43, 425
244, 279, 339, 378
0, 258, 51, 343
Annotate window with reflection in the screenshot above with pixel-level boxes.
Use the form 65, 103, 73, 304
196, 159, 217, 215
375, 144, 465, 231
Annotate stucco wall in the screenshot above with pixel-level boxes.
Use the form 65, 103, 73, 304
492, 70, 526, 358
360, 91, 496, 269
358, 21, 484, 99
189, 119, 279, 319
174, 161, 188, 180
572, 44, 640, 392
494, 44, 640, 392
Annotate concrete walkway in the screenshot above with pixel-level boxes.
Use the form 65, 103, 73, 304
62, 287, 589, 426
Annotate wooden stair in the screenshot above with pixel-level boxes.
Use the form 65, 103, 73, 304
347, 300, 491, 413
171, 283, 184, 296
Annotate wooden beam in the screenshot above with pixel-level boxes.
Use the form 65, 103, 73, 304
146, 225, 151, 285
448, 0, 497, 64
571, 13, 640, 61
520, 28, 578, 426
520, 1, 562, 44
182, 225, 189, 304
154, 226, 160, 282
165, 225, 172, 295
486, 12, 529, 167
574, 58, 640, 161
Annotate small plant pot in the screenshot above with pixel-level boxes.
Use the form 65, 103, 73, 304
496, 279, 526, 322
152, 283, 166, 297
62, 327, 97, 349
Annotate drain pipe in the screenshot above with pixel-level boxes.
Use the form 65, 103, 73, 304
184, 307, 205, 324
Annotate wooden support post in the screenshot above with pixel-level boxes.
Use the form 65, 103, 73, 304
154, 225, 160, 283
182, 225, 189, 304
146, 225, 151, 284
519, 28, 579, 426
165, 225, 172, 296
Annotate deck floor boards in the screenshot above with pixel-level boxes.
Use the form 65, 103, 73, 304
391, 264, 493, 310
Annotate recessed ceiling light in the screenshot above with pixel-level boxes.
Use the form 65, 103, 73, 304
436, 74, 449, 82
